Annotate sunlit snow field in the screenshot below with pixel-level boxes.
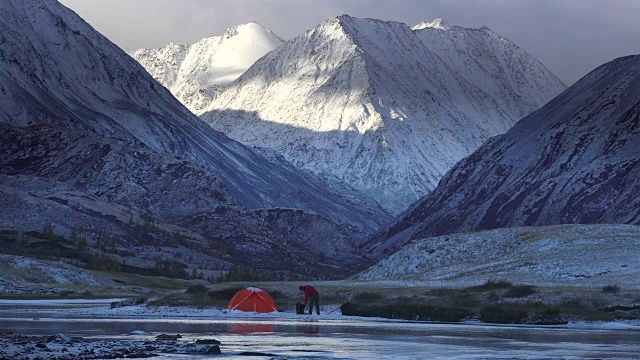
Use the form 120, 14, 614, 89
1, 300, 639, 359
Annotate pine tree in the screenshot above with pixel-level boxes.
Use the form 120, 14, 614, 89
43, 222, 55, 240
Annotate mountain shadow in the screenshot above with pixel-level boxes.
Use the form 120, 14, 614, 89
202, 108, 437, 215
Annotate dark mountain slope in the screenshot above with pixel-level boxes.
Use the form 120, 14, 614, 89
0, 0, 390, 239
366, 55, 640, 257
0, 123, 370, 278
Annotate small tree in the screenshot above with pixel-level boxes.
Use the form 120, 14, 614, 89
43, 222, 55, 240
76, 238, 88, 252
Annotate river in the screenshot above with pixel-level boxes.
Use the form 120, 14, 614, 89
0, 301, 639, 359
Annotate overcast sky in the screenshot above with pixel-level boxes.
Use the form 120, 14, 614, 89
59, 0, 640, 85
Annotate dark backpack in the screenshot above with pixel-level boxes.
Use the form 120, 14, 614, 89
296, 302, 305, 314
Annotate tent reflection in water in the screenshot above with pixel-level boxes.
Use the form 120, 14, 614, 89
226, 287, 278, 313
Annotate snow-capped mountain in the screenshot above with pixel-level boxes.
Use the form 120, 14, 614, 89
0, 0, 390, 242
358, 224, 640, 289
131, 22, 283, 113
366, 55, 640, 257
200, 15, 566, 213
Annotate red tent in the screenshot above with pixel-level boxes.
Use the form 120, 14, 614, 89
226, 287, 278, 313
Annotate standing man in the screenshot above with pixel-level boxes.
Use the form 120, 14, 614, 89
299, 285, 320, 315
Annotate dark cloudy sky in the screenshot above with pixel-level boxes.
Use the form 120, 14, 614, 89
59, 0, 640, 85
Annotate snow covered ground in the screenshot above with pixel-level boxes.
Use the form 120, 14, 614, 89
361, 224, 640, 289
3, 298, 639, 327
0, 254, 117, 295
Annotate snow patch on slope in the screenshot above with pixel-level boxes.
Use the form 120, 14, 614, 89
0, 254, 114, 293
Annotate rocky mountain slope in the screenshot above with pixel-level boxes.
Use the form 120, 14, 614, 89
358, 224, 640, 289
367, 55, 640, 257
0, 0, 390, 242
200, 15, 566, 213
0, 124, 367, 278
131, 22, 283, 114
0, 253, 116, 294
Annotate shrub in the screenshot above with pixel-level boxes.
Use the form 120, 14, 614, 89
353, 292, 382, 302
480, 306, 527, 324
341, 302, 471, 322
134, 297, 148, 305
186, 284, 208, 294
504, 285, 536, 298
561, 298, 585, 309
487, 292, 500, 303
427, 288, 459, 297
602, 285, 620, 294
525, 307, 567, 325
470, 280, 513, 291
601, 305, 640, 312
111, 297, 148, 308
59, 290, 75, 297
206, 287, 245, 302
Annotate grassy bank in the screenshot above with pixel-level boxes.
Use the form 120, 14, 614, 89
3, 269, 639, 325
141, 280, 640, 325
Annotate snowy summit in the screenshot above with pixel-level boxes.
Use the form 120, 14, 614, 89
412, 18, 449, 30
131, 22, 283, 113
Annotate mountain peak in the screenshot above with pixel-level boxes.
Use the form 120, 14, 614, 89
321, 14, 356, 31
335, 14, 355, 23
412, 18, 449, 31
223, 21, 282, 41
132, 20, 284, 111
479, 25, 495, 33
321, 15, 413, 45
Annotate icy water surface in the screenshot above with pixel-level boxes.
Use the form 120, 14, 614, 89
1, 305, 639, 359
